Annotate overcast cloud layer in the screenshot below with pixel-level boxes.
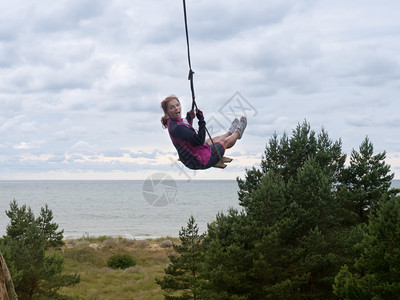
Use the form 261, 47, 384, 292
1, 0, 399, 180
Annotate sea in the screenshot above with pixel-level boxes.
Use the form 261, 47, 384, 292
1, 179, 399, 240
0, 180, 242, 240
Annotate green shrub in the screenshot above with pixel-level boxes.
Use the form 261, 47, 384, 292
107, 254, 136, 269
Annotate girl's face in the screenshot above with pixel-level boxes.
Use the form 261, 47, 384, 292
167, 99, 181, 119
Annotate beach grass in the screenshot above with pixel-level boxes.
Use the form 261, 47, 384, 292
55, 235, 178, 299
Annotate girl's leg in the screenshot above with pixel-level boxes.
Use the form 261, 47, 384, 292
206, 132, 231, 145
206, 118, 239, 145
206, 116, 246, 150
221, 131, 240, 149
207, 131, 240, 149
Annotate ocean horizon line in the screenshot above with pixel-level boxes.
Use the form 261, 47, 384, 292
0, 178, 238, 182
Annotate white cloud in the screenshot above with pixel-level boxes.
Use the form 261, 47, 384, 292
0, 0, 399, 179
13, 142, 34, 150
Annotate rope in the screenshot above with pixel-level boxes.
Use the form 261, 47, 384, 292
182, 0, 223, 163
182, 0, 197, 111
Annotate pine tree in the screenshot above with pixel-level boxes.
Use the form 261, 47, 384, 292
333, 194, 400, 298
196, 122, 397, 299
237, 121, 346, 207
339, 136, 397, 224
0, 200, 80, 299
157, 216, 204, 300
246, 158, 342, 299
201, 209, 253, 299
202, 122, 347, 299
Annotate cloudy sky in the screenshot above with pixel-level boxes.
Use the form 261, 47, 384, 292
1, 0, 399, 181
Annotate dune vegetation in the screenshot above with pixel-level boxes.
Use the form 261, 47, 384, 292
57, 236, 178, 300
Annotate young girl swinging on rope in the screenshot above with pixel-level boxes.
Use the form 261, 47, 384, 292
161, 95, 247, 170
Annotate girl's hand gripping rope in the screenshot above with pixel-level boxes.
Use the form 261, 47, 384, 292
195, 109, 204, 120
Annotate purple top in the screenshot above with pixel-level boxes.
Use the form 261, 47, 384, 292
167, 112, 211, 169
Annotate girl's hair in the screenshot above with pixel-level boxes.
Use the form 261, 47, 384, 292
161, 95, 180, 129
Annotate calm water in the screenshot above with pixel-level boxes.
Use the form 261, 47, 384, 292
0, 180, 241, 239
1, 180, 399, 240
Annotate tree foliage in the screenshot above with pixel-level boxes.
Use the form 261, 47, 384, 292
339, 136, 396, 224
333, 194, 400, 299
203, 121, 351, 299
0, 200, 80, 300
237, 121, 346, 207
201, 209, 254, 299
156, 215, 205, 300
160, 121, 399, 299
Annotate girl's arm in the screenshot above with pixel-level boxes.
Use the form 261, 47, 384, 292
196, 109, 206, 144
171, 109, 206, 146
174, 124, 205, 146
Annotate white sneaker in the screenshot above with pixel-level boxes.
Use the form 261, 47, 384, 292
235, 116, 247, 139
228, 118, 239, 134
